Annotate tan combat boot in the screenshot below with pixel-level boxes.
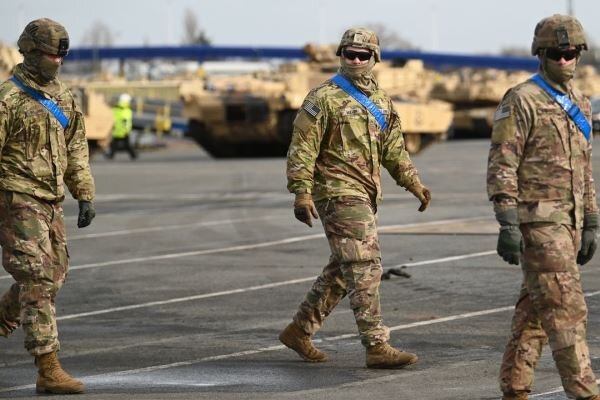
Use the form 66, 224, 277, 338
279, 322, 328, 362
366, 342, 418, 369
35, 351, 85, 394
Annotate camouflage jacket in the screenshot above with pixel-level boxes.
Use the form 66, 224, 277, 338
0, 64, 95, 202
287, 77, 420, 204
487, 71, 598, 228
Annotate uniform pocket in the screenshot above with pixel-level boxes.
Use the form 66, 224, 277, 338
322, 197, 372, 240
339, 107, 368, 156
321, 197, 380, 262
25, 124, 41, 161
521, 224, 576, 272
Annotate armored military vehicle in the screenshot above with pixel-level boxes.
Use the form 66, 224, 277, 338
430, 68, 531, 138
0, 43, 21, 81
69, 86, 113, 154
431, 65, 600, 138
68, 77, 189, 134
180, 44, 453, 157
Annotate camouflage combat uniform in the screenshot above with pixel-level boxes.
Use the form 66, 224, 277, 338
487, 69, 599, 398
287, 78, 422, 347
0, 63, 95, 356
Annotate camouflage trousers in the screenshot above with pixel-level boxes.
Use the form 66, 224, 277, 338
293, 196, 390, 348
0, 191, 69, 356
500, 223, 598, 399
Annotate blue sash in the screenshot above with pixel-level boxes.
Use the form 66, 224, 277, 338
331, 74, 388, 131
530, 73, 591, 142
9, 76, 69, 129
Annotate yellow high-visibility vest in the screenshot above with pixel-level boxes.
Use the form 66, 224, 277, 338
112, 106, 133, 139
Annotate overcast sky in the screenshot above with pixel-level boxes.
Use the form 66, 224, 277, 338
1, 0, 598, 55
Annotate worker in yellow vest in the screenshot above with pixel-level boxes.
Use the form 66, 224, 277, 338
108, 93, 137, 160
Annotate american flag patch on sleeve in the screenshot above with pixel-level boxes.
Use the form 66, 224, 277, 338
494, 104, 511, 121
302, 100, 321, 118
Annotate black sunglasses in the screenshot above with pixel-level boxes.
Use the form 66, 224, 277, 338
545, 48, 579, 61
343, 49, 372, 61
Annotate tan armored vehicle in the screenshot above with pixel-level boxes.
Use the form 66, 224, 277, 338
431, 65, 600, 138
69, 86, 113, 154
180, 44, 453, 157
67, 75, 189, 134
0, 43, 21, 81
430, 68, 531, 138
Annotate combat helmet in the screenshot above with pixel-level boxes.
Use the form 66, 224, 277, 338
17, 18, 69, 57
531, 14, 587, 56
336, 28, 381, 62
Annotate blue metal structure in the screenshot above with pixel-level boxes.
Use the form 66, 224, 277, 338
66, 45, 539, 71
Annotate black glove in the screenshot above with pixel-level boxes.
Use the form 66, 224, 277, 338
77, 201, 96, 228
495, 208, 522, 266
577, 213, 599, 265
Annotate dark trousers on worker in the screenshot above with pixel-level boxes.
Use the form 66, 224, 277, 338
108, 136, 137, 160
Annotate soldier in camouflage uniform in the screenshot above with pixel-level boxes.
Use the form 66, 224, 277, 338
279, 28, 431, 369
0, 18, 96, 394
487, 15, 600, 400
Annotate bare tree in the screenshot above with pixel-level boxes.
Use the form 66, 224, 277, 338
67, 20, 115, 75
81, 20, 114, 47
363, 23, 418, 50
182, 9, 210, 45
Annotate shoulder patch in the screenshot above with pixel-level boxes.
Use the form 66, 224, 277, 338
494, 104, 511, 121
491, 105, 516, 144
302, 100, 321, 118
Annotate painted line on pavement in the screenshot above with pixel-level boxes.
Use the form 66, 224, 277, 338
69, 216, 281, 240
4, 290, 600, 394
0, 298, 427, 368
0, 234, 322, 282
395, 250, 497, 268
530, 378, 600, 398
57, 277, 317, 320
0, 216, 491, 281
58, 247, 497, 320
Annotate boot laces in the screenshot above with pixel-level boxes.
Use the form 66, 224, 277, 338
44, 354, 71, 380
380, 343, 396, 355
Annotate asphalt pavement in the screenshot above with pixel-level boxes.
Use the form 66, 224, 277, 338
1, 138, 599, 400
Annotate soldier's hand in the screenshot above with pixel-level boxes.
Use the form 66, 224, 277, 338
577, 230, 597, 265
497, 226, 522, 265
293, 193, 319, 227
407, 182, 431, 212
77, 201, 96, 228
577, 214, 599, 265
